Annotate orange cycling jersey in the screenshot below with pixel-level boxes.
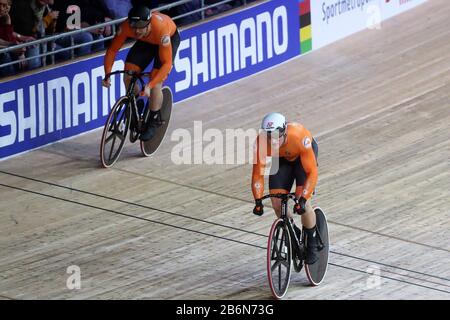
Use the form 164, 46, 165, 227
104, 12, 177, 88
252, 123, 318, 200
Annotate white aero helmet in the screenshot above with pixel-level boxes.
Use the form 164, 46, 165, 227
261, 112, 287, 136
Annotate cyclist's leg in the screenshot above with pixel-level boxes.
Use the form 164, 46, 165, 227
148, 68, 163, 113
124, 63, 142, 96
125, 41, 157, 95
140, 67, 162, 141
269, 157, 295, 219
148, 30, 181, 113
140, 32, 180, 142
295, 138, 318, 225
294, 156, 320, 264
295, 186, 316, 228
293, 158, 316, 228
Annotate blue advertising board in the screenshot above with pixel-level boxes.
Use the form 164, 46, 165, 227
167, 0, 300, 101
0, 0, 300, 160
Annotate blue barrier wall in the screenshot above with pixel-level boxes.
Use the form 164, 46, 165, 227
0, 0, 300, 160
167, 0, 300, 101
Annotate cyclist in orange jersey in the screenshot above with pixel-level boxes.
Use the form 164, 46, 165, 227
252, 112, 320, 264
102, 5, 180, 141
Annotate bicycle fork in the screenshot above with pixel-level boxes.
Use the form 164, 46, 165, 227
281, 199, 305, 260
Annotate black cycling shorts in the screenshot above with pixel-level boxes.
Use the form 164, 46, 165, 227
269, 138, 318, 191
125, 29, 181, 71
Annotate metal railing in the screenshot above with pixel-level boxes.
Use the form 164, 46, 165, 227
0, 0, 255, 73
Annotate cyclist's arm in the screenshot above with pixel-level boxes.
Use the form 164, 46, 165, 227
104, 22, 128, 76
252, 136, 266, 200
299, 137, 318, 200
148, 34, 173, 88
0, 39, 11, 48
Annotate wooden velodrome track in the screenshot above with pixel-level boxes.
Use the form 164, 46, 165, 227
0, 0, 449, 299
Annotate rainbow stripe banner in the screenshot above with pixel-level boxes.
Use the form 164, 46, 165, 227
299, 0, 312, 54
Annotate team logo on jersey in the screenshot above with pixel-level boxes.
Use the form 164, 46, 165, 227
303, 137, 312, 149
161, 35, 171, 47
254, 182, 261, 190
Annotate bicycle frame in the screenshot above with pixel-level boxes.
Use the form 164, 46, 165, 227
262, 193, 326, 258
105, 70, 152, 132
262, 194, 305, 260
264, 193, 329, 296
100, 70, 160, 167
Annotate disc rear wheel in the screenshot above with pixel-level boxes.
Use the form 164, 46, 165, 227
305, 207, 329, 286
140, 87, 173, 157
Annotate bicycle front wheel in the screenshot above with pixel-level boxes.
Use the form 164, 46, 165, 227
267, 219, 292, 299
100, 97, 131, 168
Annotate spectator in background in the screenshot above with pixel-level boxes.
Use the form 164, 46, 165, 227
2, 0, 42, 75
77, 0, 114, 52
161, 0, 202, 26
0, 0, 15, 76
127, 0, 202, 27
0, 48, 14, 77
131, 0, 158, 10
204, 0, 242, 17
39, 0, 69, 62
101, 0, 132, 19
42, 0, 59, 36
100, 1, 160, 21
52, 0, 112, 58
1, 0, 20, 76
9, 0, 51, 70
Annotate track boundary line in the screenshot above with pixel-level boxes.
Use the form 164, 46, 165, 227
1, 182, 449, 295
1, 170, 449, 281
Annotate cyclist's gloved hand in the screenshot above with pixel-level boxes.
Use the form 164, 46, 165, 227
253, 199, 264, 216
140, 85, 152, 97
102, 77, 111, 88
293, 197, 307, 215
